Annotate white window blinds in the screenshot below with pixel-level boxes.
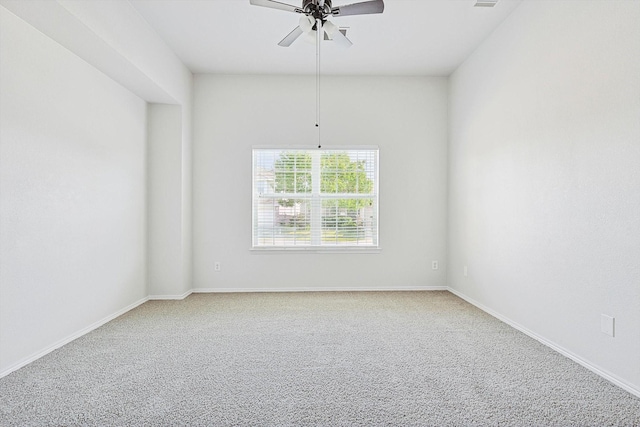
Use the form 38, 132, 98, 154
252, 148, 379, 249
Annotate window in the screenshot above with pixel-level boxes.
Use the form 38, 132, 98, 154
252, 147, 379, 250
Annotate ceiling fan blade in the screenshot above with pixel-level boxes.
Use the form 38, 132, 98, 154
249, 0, 303, 14
278, 26, 304, 47
331, 0, 384, 17
326, 27, 353, 48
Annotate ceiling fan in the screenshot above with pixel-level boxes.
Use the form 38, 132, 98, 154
250, 0, 384, 47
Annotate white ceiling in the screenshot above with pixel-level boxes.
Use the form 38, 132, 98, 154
130, 0, 522, 76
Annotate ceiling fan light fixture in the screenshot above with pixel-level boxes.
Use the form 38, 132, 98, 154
323, 19, 338, 37
299, 14, 314, 32
304, 29, 318, 44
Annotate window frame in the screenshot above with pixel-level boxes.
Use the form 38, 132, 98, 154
251, 145, 380, 253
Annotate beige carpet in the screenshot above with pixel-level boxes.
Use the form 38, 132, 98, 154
1, 291, 639, 426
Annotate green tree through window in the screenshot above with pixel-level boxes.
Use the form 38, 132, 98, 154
320, 152, 373, 210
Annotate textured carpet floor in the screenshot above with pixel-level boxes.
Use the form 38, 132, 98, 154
1, 291, 639, 426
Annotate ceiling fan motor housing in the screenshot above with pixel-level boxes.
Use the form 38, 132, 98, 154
302, 0, 332, 21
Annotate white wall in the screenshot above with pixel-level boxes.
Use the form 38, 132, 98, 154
51, 1, 195, 296
193, 75, 448, 290
0, 8, 147, 374
147, 104, 186, 297
448, 1, 640, 393
1, 0, 195, 299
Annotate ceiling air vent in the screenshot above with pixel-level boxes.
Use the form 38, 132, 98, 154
325, 28, 348, 41
474, 0, 498, 7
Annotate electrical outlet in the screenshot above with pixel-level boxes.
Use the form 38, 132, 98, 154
463, 265, 468, 277
214, 262, 221, 272
432, 261, 438, 270
601, 314, 615, 337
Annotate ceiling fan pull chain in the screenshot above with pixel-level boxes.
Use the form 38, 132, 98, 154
316, 17, 321, 149
249, 0, 384, 146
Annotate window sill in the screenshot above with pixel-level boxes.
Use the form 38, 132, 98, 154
250, 247, 381, 254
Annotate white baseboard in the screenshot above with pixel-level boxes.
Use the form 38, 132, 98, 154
0, 296, 149, 379
148, 290, 192, 300
192, 286, 449, 293
446, 287, 640, 399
